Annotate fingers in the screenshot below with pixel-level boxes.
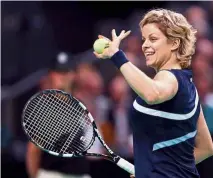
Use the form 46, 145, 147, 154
112, 29, 131, 41
93, 52, 102, 58
99, 29, 131, 42
93, 51, 109, 59
120, 30, 125, 36
112, 29, 117, 41
98, 35, 111, 42
119, 30, 131, 40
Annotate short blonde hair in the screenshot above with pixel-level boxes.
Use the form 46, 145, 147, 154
139, 8, 197, 69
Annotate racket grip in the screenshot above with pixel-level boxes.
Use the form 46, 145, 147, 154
116, 158, 135, 175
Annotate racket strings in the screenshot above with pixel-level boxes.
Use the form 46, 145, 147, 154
48, 94, 94, 153
24, 95, 70, 149
59, 103, 87, 153
25, 95, 56, 144
23, 92, 94, 154
25, 96, 93, 153
25, 94, 82, 147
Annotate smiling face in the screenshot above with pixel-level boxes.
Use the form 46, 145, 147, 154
140, 9, 197, 70
141, 23, 174, 70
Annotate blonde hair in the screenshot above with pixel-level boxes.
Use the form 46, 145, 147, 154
140, 8, 197, 69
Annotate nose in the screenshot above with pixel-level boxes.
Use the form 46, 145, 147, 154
142, 39, 150, 51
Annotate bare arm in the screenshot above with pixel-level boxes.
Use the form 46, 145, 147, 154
120, 62, 178, 105
194, 106, 213, 164
26, 142, 42, 178
94, 32, 178, 105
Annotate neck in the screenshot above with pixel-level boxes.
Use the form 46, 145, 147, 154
158, 63, 181, 72
155, 54, 181, 72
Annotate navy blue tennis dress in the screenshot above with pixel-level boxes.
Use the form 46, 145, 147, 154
130, 69, 200, 178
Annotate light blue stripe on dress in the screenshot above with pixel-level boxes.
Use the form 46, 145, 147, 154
133, 89, 199, 120
153, 130, 197, 151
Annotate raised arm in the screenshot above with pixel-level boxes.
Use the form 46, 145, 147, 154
194, 106, 213, 164
94, 30, 178, 105
119, 61, 178, 105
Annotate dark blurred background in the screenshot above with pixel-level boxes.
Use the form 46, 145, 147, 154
1, 1, 213, 178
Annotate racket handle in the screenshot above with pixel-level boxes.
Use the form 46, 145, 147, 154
116, 157, 135, 175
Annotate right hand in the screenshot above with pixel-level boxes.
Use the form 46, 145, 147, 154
130, 174, 135, 178
93, 29, 131, 59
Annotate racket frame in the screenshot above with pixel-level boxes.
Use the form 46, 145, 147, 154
22, 89, 135, 175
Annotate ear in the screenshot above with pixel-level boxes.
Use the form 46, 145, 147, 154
171, 38, 180, 51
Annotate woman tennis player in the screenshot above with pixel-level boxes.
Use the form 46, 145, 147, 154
94, 8, 213, 178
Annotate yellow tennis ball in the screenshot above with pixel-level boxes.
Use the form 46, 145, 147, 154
93, 38, 109, 54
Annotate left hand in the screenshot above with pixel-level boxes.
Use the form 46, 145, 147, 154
94, 29, 131, 59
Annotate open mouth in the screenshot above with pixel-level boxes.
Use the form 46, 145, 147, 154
145, 52, 155, 58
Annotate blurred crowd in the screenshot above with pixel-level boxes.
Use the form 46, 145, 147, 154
1, 2, 213, 178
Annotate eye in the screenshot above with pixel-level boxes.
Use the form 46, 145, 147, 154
150, 37, 157, 42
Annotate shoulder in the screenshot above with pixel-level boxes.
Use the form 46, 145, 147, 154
154, 70, 179, 102
154, 70, 179, 86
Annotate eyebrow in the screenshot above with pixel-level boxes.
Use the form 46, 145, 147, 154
142, 33, 156, 39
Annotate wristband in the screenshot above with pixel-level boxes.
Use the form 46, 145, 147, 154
110, 50, 129, 69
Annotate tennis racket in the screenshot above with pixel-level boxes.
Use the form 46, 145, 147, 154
22, 89, 135, 175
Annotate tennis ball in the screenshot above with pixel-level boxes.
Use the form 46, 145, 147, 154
93, 38, 109, 54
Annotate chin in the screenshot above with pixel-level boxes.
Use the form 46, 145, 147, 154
146, 61, 157, 70
146, 60, 153, 67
